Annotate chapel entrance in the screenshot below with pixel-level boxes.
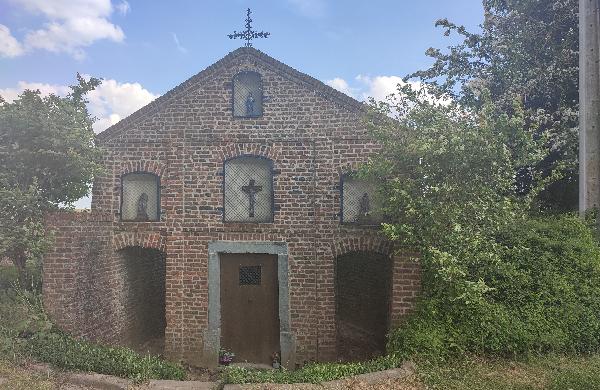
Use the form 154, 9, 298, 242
118, 246, 166, 355
335, 251, 392, 362
220, 253, 280, 364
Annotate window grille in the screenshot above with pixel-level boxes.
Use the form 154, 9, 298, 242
239, 266, 261, 285
121, 173, 160, 222
224, 156, 273, 222
233, 71, 263, 118
341, 176, 382, 225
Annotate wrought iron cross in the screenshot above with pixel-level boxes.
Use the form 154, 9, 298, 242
228, 8, 270, 47
241, 179, 263, 217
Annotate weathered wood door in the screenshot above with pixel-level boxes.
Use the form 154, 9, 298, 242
220, 253, 279, 364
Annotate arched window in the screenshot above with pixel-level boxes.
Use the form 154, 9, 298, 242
121, 172, 160, 222
340, 174, 381, 225
233, 71, 263, 118
224, 156, 273, 222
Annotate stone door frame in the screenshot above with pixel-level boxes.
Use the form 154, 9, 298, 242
204, 241, 295, 367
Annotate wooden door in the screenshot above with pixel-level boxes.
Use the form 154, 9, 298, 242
220, 253, 279, 364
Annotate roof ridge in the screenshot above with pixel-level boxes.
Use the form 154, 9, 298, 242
96, 47, 365, 143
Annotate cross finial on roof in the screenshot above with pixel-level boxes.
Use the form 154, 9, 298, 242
228, 8, 270, 47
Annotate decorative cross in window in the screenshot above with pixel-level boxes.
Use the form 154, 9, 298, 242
228, 8, 270, 47
241, 179, 263, 218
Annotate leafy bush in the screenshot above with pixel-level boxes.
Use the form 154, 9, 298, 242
388, 215, 600, 360
222, 355, 401, 384
25, 332, 185, 382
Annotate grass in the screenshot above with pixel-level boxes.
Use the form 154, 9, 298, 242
222, 354, 600, 389
0, 360, 54, 390
417, 355, 600, 390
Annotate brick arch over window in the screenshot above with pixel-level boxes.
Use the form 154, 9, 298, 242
220, 143, 281, 163
113, 232, 166, 252
119, 160, 166, 178
331, 236, 393, 259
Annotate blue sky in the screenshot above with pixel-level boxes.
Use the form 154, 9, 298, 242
0, 0, 483, 206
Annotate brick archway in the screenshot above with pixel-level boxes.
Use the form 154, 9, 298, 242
119, 160, 165, 177
331, 235, 393, 259
220, 143, 281, 162
113, 232, 166, 252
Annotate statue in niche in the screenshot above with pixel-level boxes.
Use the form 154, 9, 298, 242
245, 92, 255, 116
356, 192, 371, 223
135, 192, 149, 221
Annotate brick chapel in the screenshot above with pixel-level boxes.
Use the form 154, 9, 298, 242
43, 46, 420, 368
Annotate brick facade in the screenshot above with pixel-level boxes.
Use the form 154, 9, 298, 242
43, 47, 421, 366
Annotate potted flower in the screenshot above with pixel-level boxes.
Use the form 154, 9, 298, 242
219, 348, 235, 366
271, 352, 281, 369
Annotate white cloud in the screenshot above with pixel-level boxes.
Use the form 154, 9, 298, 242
0, 24, 24, 57
171, 32, 188, 54
325, 74, 451, 108
0, 81, 70, 101
0, 78, 159, 133
356, 75, 405, 102
115, 0, 130, 15
5, 0, 127, 59
326, 77, 355, 97
85, 78, 159, 132
287, 0, 326, 18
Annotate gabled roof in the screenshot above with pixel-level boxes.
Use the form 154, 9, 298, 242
96, 47, 366, 143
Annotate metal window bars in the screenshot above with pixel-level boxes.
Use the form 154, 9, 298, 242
224, 156, 274, 222
121, 173, 160, 221
239, 265, 262, 285
341, 176, 382, 225
233, 71, 263, 118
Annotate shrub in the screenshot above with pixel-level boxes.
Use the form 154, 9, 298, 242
388, 215, 600, 360
222, 355, 402, 384
25, 332, 186, 382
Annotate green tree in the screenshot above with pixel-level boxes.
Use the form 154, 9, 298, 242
409, 0, 578, 211
366, 86, 600, 359
0, 75, 103, 287
365, 86, 543, 312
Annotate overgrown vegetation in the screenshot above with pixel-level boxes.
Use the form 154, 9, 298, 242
386, 215, 600, 360
0, 264, 185, 382
222, 355, 401, 384
360, 0, 598, 365
24, 332, 185, 382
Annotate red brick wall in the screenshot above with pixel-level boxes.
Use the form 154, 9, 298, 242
44, 48, 421, 365
43, 212, 118, 343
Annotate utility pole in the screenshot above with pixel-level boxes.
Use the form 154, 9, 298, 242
579, 0, 600, 215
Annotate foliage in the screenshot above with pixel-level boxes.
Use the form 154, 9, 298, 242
0, 75, 103, 285
408, 0, 578, 210
386, 215, 600, 360
0, 265, 184, 383
222, 355, 402, 384
24, 332, 186, 382
365, 88, 542, 311
364, 80, 600, 360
